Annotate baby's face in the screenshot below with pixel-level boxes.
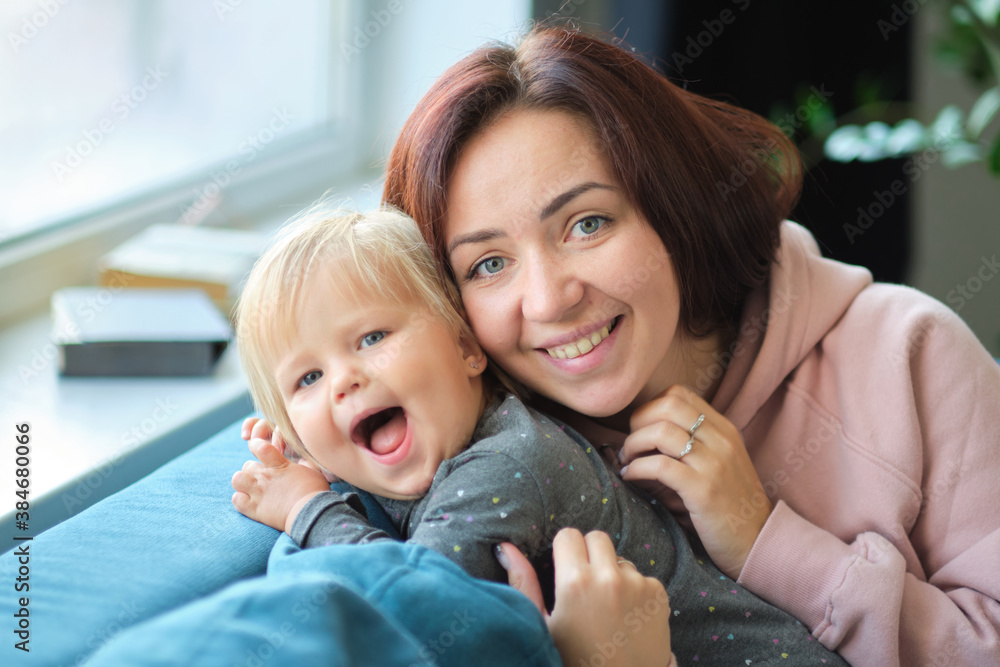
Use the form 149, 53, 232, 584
272, 271, 485, 500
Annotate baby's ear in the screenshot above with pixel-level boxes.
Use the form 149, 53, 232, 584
459, 329, 487, 376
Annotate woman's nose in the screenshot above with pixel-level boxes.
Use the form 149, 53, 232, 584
520, 254, 585, 323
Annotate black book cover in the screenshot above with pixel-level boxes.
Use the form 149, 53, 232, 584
51, 288, 232, 377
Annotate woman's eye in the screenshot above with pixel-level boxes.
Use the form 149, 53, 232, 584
299, 370, 322, 388
361, 331, 386, 348
569, 215, 608, 238
471, 256, 506, 278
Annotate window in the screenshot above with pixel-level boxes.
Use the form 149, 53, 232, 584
1, 0, 344, 243
0, 0, 530, 326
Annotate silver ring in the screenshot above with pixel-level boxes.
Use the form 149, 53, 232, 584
617, 558, 637, 570
688, 413, 705, 435
678, 435, 695, 459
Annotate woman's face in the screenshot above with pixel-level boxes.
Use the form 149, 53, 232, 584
444, 109, 689, 420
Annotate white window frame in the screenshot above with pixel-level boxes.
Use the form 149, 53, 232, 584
0, 0, 533, 327
0, 1, 362, 326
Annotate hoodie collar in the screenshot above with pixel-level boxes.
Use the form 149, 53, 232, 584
712, 221, 873, 429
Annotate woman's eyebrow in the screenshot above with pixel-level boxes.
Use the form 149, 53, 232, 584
447, 182, 618, 257
538, 181, 616, 220
447, 229, 506, 257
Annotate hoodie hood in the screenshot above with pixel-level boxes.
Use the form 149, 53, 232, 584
711, 221, 873, 429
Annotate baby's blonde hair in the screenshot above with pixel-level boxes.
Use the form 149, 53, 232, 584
235, 204, 484, 463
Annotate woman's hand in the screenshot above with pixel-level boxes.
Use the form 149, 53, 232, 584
618, 385, 772, 580
231, 438, 331, 534
498, 528, 675, 667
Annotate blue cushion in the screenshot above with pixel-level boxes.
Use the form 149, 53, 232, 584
85, 539, 560, 666
0, 416, 398, 665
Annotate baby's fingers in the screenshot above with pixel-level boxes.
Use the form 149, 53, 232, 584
271, 427, 289, 456
241, 417, 258, 441
250, 418, 275, 442
231, 489, 257, 517
231, 469, 255, 494
249, 438, 290, 468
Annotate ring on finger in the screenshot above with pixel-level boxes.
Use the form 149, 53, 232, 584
677, 435, 696, 460
617, 557, 638, 570
688, 413, 705, 435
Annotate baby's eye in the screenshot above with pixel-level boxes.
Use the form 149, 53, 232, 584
361, 331, 386, 348
569, 215, 609, 239
299, 370, 322, 388
472, 256, 506, 278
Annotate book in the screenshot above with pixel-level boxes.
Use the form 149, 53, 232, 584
97, 224, 267, 316
51, 288, 232, 377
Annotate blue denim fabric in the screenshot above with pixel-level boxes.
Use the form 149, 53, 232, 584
0, 416, 399, 666
86, 539, 560, 666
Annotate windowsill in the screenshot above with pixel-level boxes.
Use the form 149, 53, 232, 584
1, 308, 253, 539
0, 168, 385, 542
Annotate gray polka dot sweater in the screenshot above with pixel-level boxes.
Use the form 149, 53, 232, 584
291, 395, 845, 665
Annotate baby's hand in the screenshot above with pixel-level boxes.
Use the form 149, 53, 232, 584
241, 417, 289, 457
240, 417, 339, 483
232, 438, 331, 534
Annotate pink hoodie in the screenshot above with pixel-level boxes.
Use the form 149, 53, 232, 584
711, 221, 1000, 665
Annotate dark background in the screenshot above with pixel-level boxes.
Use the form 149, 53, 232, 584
535, 0, 915, 284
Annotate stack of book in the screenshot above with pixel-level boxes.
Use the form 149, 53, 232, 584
52, 287, 233, 377
97, 224, 267, 316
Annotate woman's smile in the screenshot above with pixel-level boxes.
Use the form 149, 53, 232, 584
540, 315, 620, 359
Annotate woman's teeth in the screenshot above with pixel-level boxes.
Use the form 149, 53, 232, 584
546, 323, 612, 359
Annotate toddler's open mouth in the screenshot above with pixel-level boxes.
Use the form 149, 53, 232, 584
352, 407, 408, 456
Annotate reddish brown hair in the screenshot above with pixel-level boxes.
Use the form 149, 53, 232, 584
383, 24, 802, 338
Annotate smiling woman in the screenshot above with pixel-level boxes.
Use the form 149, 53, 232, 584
384, 23, 1000, 666
445, 110, 690, 424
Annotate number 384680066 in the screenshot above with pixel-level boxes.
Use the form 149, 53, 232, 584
14, 424, 30, 523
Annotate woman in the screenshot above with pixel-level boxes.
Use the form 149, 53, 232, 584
383, 24, 1000, 666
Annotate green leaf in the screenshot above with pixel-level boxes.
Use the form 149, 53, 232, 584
886, 119, 929, 155
941, 141, 982, 167
967, 87, 1000, 136
951, 4, 974, 25
931, 105, 965, 146
968, 0, 1000, 27
989, 135, 1000, 175
824, 126, 866, 162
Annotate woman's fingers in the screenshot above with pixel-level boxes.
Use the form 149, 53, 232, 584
545, 529, 674, 667
621, 385, 773, 579
497, 543, 548, 619
629, 385, 711, 435
620, 422, 688, 467
581, 529, 620, 569
621, 444, 771, 579
551, 526, 589, 564
620, 388, 715, 467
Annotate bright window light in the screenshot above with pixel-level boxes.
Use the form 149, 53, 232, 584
0, 0, 338, 242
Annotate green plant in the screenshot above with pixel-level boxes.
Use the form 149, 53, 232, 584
823, 0, 1000, 176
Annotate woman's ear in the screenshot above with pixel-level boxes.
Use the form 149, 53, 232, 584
459, 330, 487, 377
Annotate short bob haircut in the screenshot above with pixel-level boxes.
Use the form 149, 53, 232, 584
235, 205, 482, 464
383, 24, 802, 339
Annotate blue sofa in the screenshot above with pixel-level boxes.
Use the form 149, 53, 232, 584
0, 417, 559, 666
